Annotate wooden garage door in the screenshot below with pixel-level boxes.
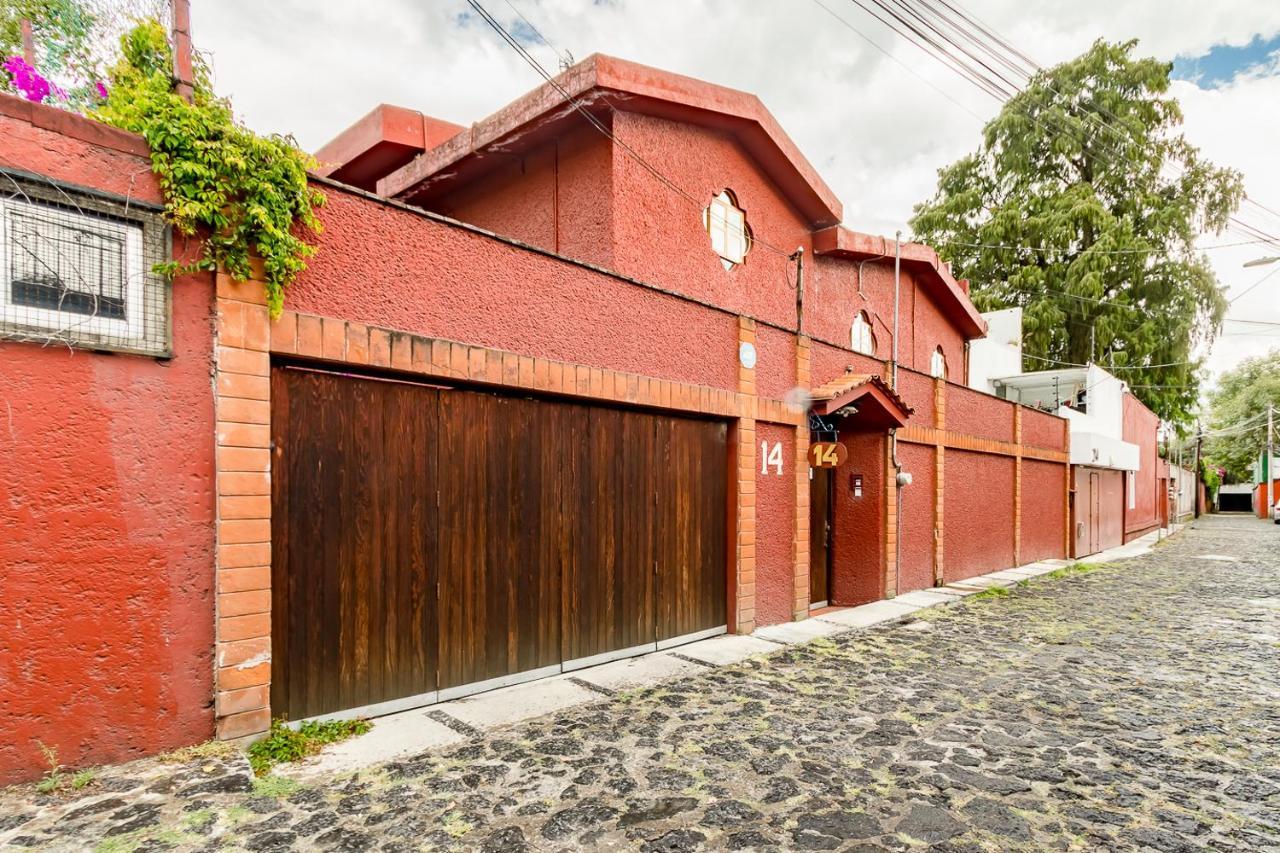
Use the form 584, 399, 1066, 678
271, 365, 727, 721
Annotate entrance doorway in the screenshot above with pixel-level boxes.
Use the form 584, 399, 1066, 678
809, 466, 833, 607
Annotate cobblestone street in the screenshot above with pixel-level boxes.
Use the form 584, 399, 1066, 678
3, 514, 1278, 852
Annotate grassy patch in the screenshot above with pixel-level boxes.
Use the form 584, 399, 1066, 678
252, 774, 302, 798
247, 718, 371, 776
159, 739, 237, 764
1044, 562, 1103, 581
33, 742, 97, 796
968, 586, 1011, 600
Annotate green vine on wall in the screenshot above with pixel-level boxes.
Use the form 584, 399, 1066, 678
94, 20, 323, 315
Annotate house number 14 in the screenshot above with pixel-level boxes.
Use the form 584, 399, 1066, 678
761, 440, 783, 475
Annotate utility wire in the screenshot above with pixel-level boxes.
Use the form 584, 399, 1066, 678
858, 0, 1280, 250
932, 236, 1280, 255
1228, 265, 1280, 305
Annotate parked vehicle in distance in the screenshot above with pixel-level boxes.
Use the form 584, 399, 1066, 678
1273, 499, 1279, 524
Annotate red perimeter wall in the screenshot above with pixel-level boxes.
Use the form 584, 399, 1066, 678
943, 450, 1017, 581
1256, 481, 1280, 519
0, 96, 215, 784
1022, 460, 1067, 563
1122, 393, 1162, 539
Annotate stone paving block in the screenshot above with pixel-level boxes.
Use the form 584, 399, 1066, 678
440, 676, 599, 730
280, 712, 463, 779
753, 617, 849, 645
982, 570, 1032, 581
571, 652, 705, 692
953, 575, 1017, 589
677, 634, 781, 664
894, 589, 958, 608
817, 598, 921, 629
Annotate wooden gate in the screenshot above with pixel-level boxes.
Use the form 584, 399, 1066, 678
271, 365, 728, 721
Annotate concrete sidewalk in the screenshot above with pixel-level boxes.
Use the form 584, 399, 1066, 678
282, 525, 1182, 779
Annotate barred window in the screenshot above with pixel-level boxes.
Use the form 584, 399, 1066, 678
0, 176, 170, 357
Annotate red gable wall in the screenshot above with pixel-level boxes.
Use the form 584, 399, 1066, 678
421, 108, 974, 387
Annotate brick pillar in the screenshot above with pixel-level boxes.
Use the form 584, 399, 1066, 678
733, 317, 758, 634
1013, 405, 1023, 567
793, 335, 811, 620
213, 272, 273, 741
933, 378, 946, 586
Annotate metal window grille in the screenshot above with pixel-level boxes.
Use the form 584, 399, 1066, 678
0, 171, 171, 357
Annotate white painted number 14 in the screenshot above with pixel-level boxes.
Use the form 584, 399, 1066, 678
761, 440, 783, 475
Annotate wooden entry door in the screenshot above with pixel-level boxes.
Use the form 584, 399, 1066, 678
272, 365, 728, 721
809, 467, 832, 606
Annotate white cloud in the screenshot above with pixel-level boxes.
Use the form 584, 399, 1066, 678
190, 0, 1280, 381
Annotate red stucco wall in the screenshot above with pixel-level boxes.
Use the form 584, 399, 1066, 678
894, 368, 935, 426
1023, 407, 1068, 451
0, 100, 215, 784
897, 443, 936, 593
1122, 394, 1162, 538
947, 383, 1014, 443
433, 123, 616, 270
830, 433, 886, 606
291, 186, 740, 392
754, 424, 796, 626
1254, 481, 1280, 519
1021, 460, 1067, 563
427, 110, 969, 384
943, 450, 1016, 581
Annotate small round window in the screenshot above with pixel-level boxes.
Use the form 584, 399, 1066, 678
703, 189, 751, 270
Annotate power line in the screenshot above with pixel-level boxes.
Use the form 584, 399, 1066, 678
1021, 351, 1200, 371
874, 0, 1280, 251
1228, 265, 1280, 305
932, 235, 1280, 255
808, 0, 987, 123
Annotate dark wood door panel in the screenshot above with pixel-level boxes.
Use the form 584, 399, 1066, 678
271, 368, 438, 721
436, 391, 563, 690
562, 406, 659, 662
655, 416, 728, 641
809, 466, 831, 605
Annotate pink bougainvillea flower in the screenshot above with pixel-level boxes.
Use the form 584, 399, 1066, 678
2, 55, 53, 103
95, 81, 108, 100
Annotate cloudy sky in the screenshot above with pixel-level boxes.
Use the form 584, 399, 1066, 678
189, 0, 1280, 384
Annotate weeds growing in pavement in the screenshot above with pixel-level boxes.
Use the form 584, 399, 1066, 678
33, 742, 97, 795
247, 717, 372, 776
1045, 562, 1104, 581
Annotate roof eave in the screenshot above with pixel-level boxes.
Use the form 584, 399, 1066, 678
379, 54, 842, 227
812, 226, 988, 340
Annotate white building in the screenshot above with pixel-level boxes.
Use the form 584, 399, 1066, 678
968, 317, 1140, 473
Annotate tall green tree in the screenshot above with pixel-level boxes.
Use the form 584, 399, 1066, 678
910, 39, 1244, 424
1204, 348, 1280, 483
